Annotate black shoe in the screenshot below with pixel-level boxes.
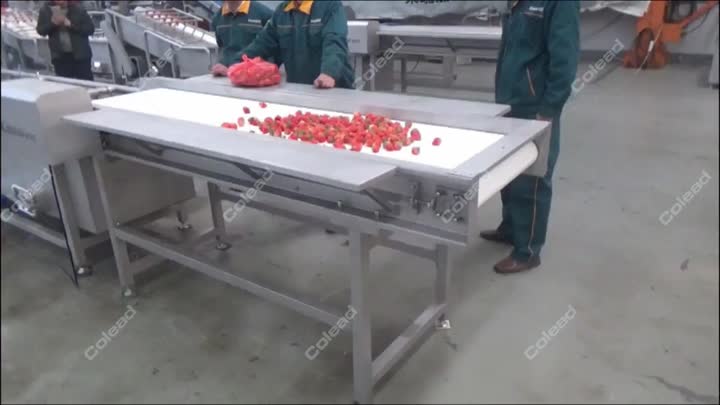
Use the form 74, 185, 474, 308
325, 229, 337, 235
479, 229, 513, 246
494, 255, 541, 274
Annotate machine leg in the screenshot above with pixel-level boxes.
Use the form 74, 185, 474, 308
442, 56, 456, 88
207, 182, 231, 251
176, 208, 192, 231
1, 39, 8, 69
18, 45, 28, 72
400, 58, 408, 93
350, 231, 373, 404
367, 55, 376, 91
434, 244, 452, 329
114, 238, 136, 298
92, 156, 136, 296
51, 163, 92, 277
354, 55, 366, 90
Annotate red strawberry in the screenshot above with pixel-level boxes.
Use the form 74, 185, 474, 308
221, 122, 237, 130
410, 129, 421, 141
412, 147, 420, 155
372, 144, 381, 153
243, 106, 251, 114
432, 137, 441, 146
237, 117, 245, 127
259, 102, 267, 108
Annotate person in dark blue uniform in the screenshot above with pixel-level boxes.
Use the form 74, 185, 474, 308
210, 0, 273, 76
239, 0, 354, 89
481, 0, 580, 273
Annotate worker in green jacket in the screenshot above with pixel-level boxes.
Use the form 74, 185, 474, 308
481, 0, 580, 274
210, 0, 273, 76
239, 0, 355, 89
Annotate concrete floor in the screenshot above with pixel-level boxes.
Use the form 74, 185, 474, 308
2, 63, 718, 404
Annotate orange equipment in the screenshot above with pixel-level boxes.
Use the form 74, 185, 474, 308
624, 0, 719, 69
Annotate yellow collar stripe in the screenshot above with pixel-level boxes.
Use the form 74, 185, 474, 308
284, 0, 314, 14
222, 0, 251, 16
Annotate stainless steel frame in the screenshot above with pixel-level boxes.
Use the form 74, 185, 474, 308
375, 24, 503, 92
63, 79, 548, 401
2, 68, 138, 93
104, 7, 217, 79
88, 145, 455, 404
1, 158, 108, 276
1, 76, 193, 278
710, 44, 718, 88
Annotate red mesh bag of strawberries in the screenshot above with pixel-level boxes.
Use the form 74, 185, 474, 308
227, 55, 281, 87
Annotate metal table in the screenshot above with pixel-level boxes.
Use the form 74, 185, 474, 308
63, 78, 549, 403
375, 24, 503, 92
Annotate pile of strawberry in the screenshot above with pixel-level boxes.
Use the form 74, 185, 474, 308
221, 102, 441, 155
227, 55, 281, 87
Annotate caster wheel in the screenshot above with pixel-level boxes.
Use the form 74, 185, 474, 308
215, 241, 231, 251
436, 319, 452, 330
177, 222, 192, 231
76, 266, 93, 277
121, 287, 136, 298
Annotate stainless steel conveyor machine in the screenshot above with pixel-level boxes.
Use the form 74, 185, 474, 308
3, 75, 550, 403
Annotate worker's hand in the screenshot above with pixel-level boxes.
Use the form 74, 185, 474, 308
63, 18, 71, 27
211, 63, 228, 77
536, 114, 552, 122
51, 14, 66, 26
313, 73, 335, 89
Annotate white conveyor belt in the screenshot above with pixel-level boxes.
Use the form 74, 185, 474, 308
93, 88, 505, 170
92, 88, 538, 205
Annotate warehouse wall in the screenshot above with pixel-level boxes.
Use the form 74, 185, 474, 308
255, 0, 720, 58
14, 1, 713, 58
328, 0, 718, 58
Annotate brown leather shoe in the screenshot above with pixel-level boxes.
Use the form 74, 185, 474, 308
493, 255, 541, 274
479, 230, 513, 246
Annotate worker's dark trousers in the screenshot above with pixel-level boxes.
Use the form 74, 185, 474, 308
496, 111, 561, 262
52, 54, 94, 81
